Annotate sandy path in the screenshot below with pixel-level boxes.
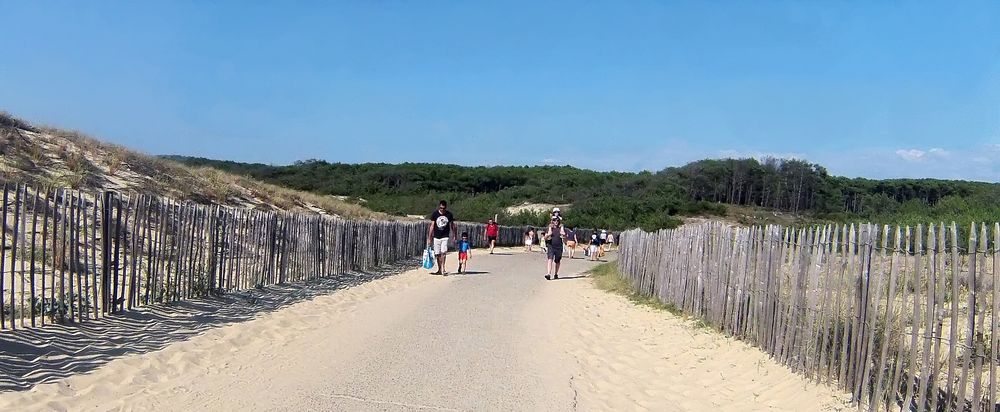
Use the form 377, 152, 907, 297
0, 248, 850, 411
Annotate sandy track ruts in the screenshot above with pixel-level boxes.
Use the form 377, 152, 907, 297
0, 248, 850, 411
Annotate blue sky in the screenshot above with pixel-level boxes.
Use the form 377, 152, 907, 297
2, 2, 999, 180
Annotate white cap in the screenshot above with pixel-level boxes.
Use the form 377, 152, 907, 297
602, 230, 607, 233
552, 207, 561, 212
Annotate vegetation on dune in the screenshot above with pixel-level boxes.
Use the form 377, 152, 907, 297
8, 109, 1000, 230
165, 157, 724, 230
673, 158, 1000, 228
589, 262, 683, 316
0, 112, 384, 219
167, 155, 1000, 231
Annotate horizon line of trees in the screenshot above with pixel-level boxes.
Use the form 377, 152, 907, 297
666, 158, 991, 215
165, 155, 1000, 231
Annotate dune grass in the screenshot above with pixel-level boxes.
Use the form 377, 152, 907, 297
588, 261, 717, 330
1, 113, 389, 220
588, 262, 682, 316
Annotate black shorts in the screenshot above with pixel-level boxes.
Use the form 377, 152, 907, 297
547, 244, 563, 263
487, 235, 497, 242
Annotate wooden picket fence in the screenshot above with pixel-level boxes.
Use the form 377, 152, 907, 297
618, 222, 1000, 411
0, 182, 529, 330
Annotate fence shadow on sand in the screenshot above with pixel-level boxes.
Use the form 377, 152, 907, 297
0, 260, 416, 392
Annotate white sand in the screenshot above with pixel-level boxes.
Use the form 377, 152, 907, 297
0, 249, 851, 411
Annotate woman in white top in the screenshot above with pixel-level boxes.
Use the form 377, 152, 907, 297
588, 233, 599, 261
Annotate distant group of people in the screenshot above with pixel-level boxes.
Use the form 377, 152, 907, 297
426, 200, 616, 279
522, 216, 614, 259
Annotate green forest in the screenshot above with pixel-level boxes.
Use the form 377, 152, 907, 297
167, 156, 1000, 231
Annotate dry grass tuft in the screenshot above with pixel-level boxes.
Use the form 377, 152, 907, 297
106, 146, 127, 175
0, 111, 37, 132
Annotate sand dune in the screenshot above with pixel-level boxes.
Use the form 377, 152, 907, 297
0, 248, 850, 411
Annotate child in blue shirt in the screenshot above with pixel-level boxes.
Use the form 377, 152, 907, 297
458, 232, 471, 273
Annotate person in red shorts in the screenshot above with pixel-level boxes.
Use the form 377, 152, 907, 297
484, 218, 499, 254
457, 232, 471, 273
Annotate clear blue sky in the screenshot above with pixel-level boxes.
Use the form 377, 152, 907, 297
2, 2, 999, 180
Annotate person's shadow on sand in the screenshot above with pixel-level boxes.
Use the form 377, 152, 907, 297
0, 261, 416, 392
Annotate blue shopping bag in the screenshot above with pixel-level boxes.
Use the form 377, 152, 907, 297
422, 247, 435, 269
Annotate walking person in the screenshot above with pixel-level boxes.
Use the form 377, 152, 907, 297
543, 217, 566, 280
524, 228, 535, 252
539, 228, 547, 253
457, 232, 471, 273
565, 226, 578, 259
485, 218, 500, 254
598, 230, 608, 258
607, 231, 616, 251
426, 200, 458, 276
544, 208, 561, 255
588, 232, 600, 261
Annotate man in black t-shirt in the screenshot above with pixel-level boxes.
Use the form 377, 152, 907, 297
427, 200, 458, 275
